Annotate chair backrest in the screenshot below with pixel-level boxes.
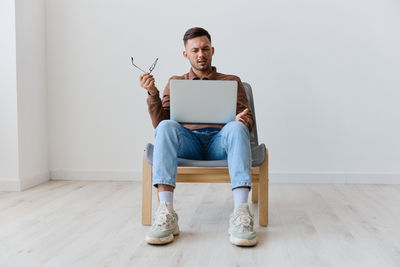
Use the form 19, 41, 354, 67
242, 82, 259, 148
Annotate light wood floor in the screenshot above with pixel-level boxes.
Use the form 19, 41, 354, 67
1, 181, 399, 267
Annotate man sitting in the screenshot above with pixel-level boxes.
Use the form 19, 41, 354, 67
139, 27, 257, 247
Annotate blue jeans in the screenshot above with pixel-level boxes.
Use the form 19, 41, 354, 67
152, 120, 252, 190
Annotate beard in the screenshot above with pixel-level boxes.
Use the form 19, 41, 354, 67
191, 58, 212, 72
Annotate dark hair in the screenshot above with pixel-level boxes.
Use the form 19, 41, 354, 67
183, 27, 211, 46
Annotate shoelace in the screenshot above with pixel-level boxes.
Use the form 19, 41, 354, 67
152, 207, 174, 231
232, 208, 254, 232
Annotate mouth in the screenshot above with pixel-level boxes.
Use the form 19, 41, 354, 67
197, 59, 207, 65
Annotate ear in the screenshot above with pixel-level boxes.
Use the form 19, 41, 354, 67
183, 50, 188, 59
212, 46, 215, 56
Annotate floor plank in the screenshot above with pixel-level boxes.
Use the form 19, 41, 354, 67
1, 181, 399, 267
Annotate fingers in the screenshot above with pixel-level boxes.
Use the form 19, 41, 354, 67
236, 114, 245, 122
236, 108, 249, 119
240, 108, 249, 116
236, 117, 246, 126
139, 73, 155, 89
236, 108, 249, 125
139, 73, 146, 84
143, 77, 154, 88
139, 73, 153, 83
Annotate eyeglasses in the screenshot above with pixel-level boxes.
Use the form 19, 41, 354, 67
131, 57, 159, 74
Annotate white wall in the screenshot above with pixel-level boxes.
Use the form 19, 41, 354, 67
0, 0, 20, 190
15, 0, 49, 189
46, 0, 400, 182
0, 0, 48, 191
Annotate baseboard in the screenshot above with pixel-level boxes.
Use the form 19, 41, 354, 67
50, 169, 142, 181
50, 169, 400, 184
270, 172, 400, 184
20, 171, 50, 191
0, 180, 20, 191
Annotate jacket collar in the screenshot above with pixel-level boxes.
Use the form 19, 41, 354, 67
188, 66, 217, 80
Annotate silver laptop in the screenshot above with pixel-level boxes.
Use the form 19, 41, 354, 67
170, 80, 237, 124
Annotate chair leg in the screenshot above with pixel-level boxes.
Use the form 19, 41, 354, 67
142, 153, 153, 225
258, 151, 269, 226
251, 181, 259, 203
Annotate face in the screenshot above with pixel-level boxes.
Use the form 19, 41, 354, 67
183, 36, 214, 72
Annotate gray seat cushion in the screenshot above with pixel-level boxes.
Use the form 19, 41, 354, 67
144, 143, 266, 167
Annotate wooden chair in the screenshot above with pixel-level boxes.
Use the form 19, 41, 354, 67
142, 82, 269, 226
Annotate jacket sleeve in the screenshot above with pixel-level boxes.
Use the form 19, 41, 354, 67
146, 80, 171, 129
236, 78, 255, 132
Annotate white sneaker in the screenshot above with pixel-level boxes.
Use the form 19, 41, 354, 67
145, 202, 179, 245
228, 203, 257, 246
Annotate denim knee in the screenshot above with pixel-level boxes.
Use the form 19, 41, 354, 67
154, 120, 181, 137
223, 121, 250, 139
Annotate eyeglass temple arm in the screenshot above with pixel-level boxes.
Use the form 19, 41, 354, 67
131, 57, 147, 73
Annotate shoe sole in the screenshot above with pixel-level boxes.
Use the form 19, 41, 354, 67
229, 235, 257, 247
145, 225, 180, 245
228, 229, 257, 247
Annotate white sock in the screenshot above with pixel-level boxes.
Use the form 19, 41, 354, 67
233, 187, 249, 210
159, 191, 174, 209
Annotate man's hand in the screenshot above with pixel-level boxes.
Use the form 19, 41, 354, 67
139, 73, 158, 95
236, 108, 249, 125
